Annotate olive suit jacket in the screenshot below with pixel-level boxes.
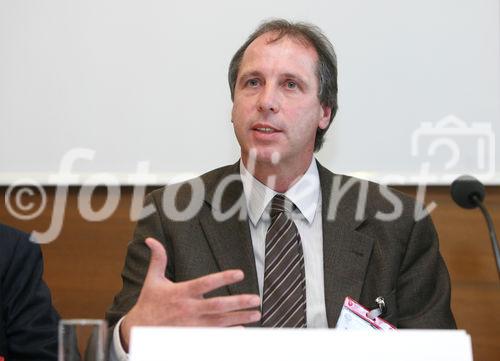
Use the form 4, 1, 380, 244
107, 161, 456, 329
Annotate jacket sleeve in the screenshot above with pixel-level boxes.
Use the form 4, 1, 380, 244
105, 191, 173, 328
396, 212, 456, 329
2, 227, 60, 361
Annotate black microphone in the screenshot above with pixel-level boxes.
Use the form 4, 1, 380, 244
451, 175, 500, 279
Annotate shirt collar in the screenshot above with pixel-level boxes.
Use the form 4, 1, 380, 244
240, 158, 320, 226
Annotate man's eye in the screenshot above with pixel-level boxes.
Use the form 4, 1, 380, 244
247, 79, 260, 87
286, 81, 297, 89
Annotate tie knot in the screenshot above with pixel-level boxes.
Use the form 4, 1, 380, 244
270, 194, 294, 218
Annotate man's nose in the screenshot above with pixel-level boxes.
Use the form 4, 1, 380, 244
257, 85, 279, 113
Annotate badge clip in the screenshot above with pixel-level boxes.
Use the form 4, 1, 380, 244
367, 296, 386, 320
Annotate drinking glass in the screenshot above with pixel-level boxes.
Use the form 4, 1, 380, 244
58, 319, 107, 361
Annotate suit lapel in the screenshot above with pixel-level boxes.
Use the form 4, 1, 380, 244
318, 162, 375, 327
196, 161, 375, 328
198, 162, 259, 297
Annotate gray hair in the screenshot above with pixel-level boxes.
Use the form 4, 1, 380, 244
228, 19, 338, 151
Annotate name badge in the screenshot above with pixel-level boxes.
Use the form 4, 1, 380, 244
336, 296, 396, 330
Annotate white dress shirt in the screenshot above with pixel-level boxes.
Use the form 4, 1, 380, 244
240, 158, 328, 328
110, 158, 328, 361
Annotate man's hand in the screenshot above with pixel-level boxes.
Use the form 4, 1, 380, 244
120, 237, 261, 351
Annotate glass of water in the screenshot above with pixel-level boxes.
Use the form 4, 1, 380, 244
58, 319, 108, 361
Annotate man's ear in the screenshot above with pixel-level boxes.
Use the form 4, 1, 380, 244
319, 105, 332, 130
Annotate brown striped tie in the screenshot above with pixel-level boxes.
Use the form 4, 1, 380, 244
261, 194, 306, 328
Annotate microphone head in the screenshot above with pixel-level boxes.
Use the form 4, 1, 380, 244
451, 175, 485, 209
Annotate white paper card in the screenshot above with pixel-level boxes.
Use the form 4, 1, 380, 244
130, 327, 473, 361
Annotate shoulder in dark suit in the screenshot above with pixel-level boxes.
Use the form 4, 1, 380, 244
0, 224, 59, 361
106, 161, 456, 329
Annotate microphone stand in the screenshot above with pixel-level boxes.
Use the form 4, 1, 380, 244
472, 195, 500, 279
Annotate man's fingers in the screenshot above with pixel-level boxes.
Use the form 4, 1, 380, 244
144, 237, 169, 282
197, 294, 260, 314
187, 269, 245, 296
202, 310, 261, 327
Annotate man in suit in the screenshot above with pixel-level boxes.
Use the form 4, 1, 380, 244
107, 19, 455, 359
0, 223, 59, 361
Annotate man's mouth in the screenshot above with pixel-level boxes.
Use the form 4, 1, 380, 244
255, 127, 276, 133
252, 123, 281, 134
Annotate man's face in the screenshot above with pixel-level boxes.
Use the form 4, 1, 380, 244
232, 33, 331, 168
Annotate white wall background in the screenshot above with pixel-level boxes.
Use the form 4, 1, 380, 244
1, 0, 499, 184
